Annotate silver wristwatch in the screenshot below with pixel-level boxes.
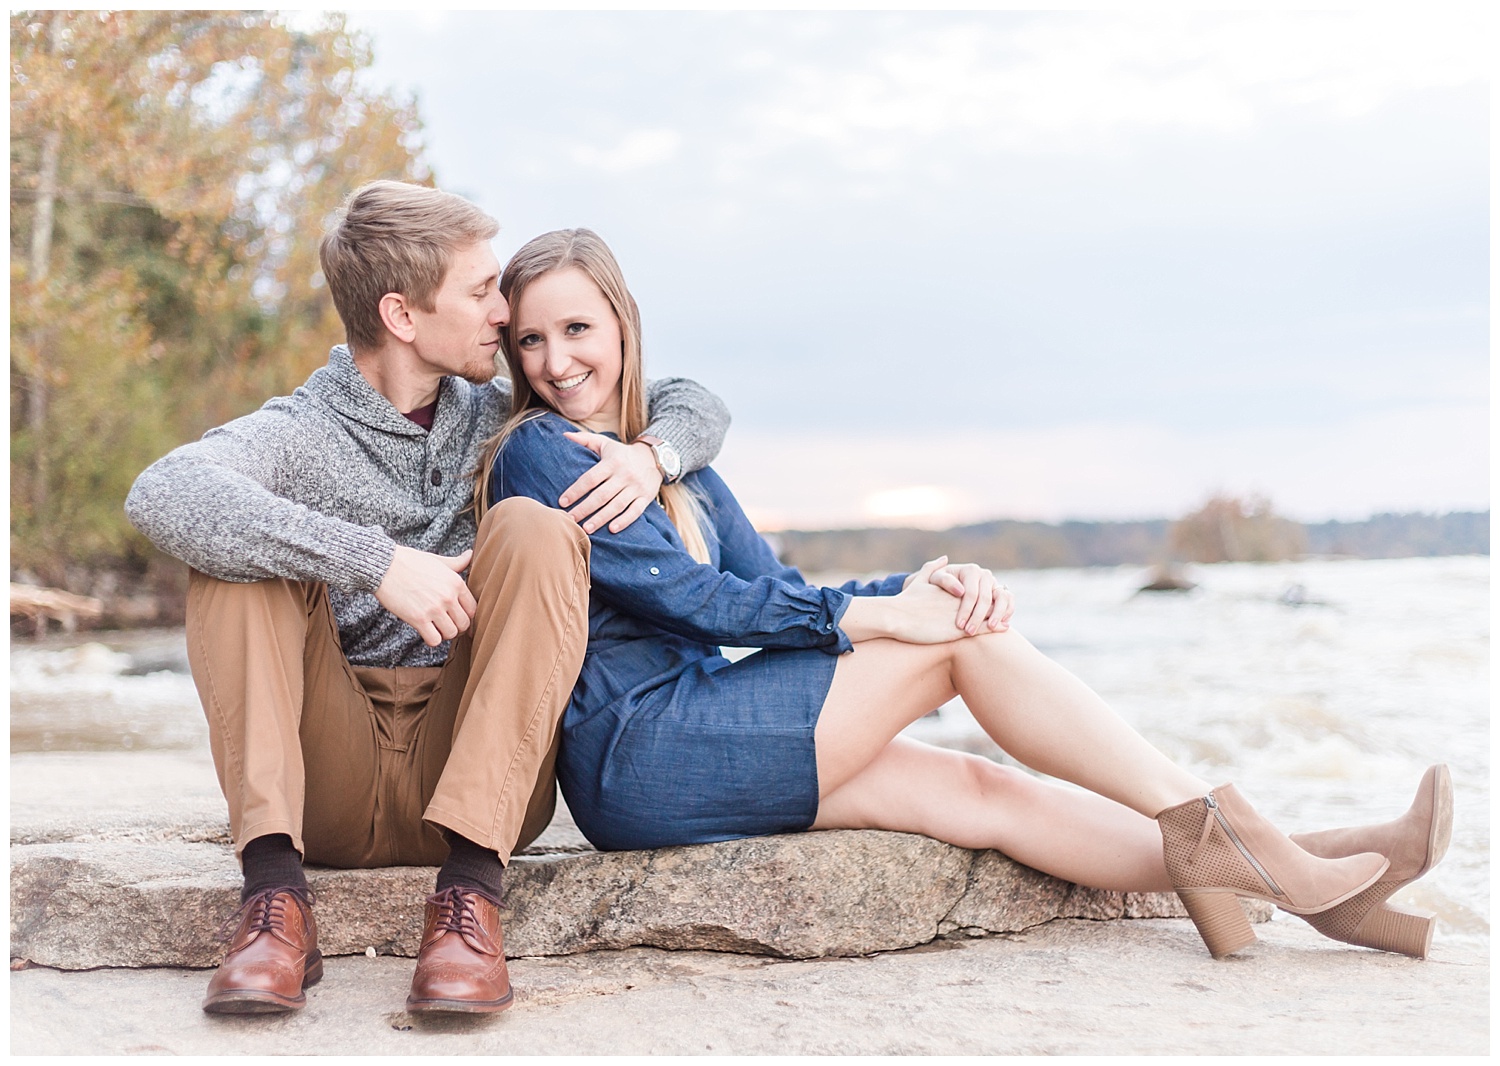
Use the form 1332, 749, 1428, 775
636, 434, 683, 483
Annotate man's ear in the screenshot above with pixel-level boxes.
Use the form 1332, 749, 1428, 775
378, 292, 418, 344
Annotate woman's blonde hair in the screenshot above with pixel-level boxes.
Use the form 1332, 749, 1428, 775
472, 228, 709, 562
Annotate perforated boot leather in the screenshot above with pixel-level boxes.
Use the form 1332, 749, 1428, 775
1157, 784, 1390, 957
1158, 784, 1389, 912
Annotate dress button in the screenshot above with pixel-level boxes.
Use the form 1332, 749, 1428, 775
430, 469, 443, 487
650, 567, 660, 576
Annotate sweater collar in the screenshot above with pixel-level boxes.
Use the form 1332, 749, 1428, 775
303, 345, 437, 436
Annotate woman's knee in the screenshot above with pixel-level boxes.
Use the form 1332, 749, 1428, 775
949, 626, 1033, 671
956, 753, 1032, 804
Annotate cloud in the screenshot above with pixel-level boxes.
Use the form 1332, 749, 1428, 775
571, 129, 682, 174
725, 11, 1489, 172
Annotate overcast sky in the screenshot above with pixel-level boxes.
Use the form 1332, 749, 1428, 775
345, 9, 1488, 529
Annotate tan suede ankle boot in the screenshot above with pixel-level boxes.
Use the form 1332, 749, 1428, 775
1157, 784, 1389, 958
1287, 764, 1452, 958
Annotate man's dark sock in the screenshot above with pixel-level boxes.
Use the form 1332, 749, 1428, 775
435, 830, 504, 899
240, 833, 309, 902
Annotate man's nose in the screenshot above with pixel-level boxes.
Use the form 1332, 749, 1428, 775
491, 292, 510, 327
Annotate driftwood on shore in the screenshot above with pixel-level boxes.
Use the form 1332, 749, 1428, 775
9, 583, 103, 637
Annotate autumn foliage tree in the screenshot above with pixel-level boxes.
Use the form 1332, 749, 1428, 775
1169, 494, 1307, 564
10, 10, 429, 591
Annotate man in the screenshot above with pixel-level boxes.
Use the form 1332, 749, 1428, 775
124, 180, 729, 1014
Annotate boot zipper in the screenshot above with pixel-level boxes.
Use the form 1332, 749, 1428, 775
1204, 792, 1284, 897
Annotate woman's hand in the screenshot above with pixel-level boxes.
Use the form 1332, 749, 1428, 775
902, 556, 1014, 634
931, 559, 1013, 634
845, 558, 976, 644
560, 431, 664, 533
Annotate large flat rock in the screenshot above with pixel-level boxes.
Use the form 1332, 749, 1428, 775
9, 828, 1270, 970
11, 749, 1273, 971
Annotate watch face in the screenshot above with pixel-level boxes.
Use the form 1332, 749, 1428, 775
658, 442, 682, 479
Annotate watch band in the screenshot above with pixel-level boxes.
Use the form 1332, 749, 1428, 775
634, 434, 682, 484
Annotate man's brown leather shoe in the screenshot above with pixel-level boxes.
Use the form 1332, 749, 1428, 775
203, 887, 323, 1014
406, 886, 514, 1013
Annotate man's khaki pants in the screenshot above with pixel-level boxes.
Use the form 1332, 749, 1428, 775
185, 497, 590, 868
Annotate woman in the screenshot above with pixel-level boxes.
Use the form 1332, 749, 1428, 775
478, 228, 1450, 960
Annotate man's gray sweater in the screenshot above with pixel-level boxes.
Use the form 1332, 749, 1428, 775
125, 344, 730, 668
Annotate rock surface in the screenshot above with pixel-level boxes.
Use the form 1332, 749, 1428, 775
11, 828, 1270, 969
10, 749, 1270, 971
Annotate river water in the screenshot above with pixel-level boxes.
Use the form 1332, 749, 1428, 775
9, 555, 1488, 944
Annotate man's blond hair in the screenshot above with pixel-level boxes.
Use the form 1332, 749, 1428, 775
319, 180, 499, 353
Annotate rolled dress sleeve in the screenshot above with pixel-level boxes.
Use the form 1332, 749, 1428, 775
694, 466, 909, 599
492, 415, 852, 652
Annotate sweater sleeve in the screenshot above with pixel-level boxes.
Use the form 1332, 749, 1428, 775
642, 376, 731, 474
493, 415, 852, 652
123, 405, 397, 590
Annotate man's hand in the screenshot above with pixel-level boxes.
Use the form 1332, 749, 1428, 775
559, 431, 664, 534
374, 545, 476, 647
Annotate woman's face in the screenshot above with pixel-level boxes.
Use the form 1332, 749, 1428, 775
512, 267, 624, 434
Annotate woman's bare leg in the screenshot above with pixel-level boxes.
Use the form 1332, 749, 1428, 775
814, 629, 1209, 818
812, 736, 1171, 893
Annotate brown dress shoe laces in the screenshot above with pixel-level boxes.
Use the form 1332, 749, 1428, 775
424, 885, 498, 945
218, 886, 314, 946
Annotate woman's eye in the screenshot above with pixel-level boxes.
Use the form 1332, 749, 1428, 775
565, 322, 588, 335
517, 333, 541, 347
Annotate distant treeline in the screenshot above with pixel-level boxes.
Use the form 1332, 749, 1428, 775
773, 511, 1489, 575
1303, 511, 1490, 560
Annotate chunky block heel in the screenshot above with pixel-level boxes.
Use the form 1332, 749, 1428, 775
1180, 892, 1257, 958
1350, 904, 1435, 959
1302, 894, 1435, 959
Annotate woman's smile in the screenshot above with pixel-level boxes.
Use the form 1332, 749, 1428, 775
512, 267, 624, 433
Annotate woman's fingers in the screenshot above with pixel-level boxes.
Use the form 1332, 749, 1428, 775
916, 556, 948, 583
955, 569, 984, 633
931, 570, 965, 596
988, 585, 1015, 630
927, 562, 992, 633
914, 559, 1015, 635
984, 584, 1004, 631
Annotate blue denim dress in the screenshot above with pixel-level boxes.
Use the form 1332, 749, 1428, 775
490, 413, 907, 850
